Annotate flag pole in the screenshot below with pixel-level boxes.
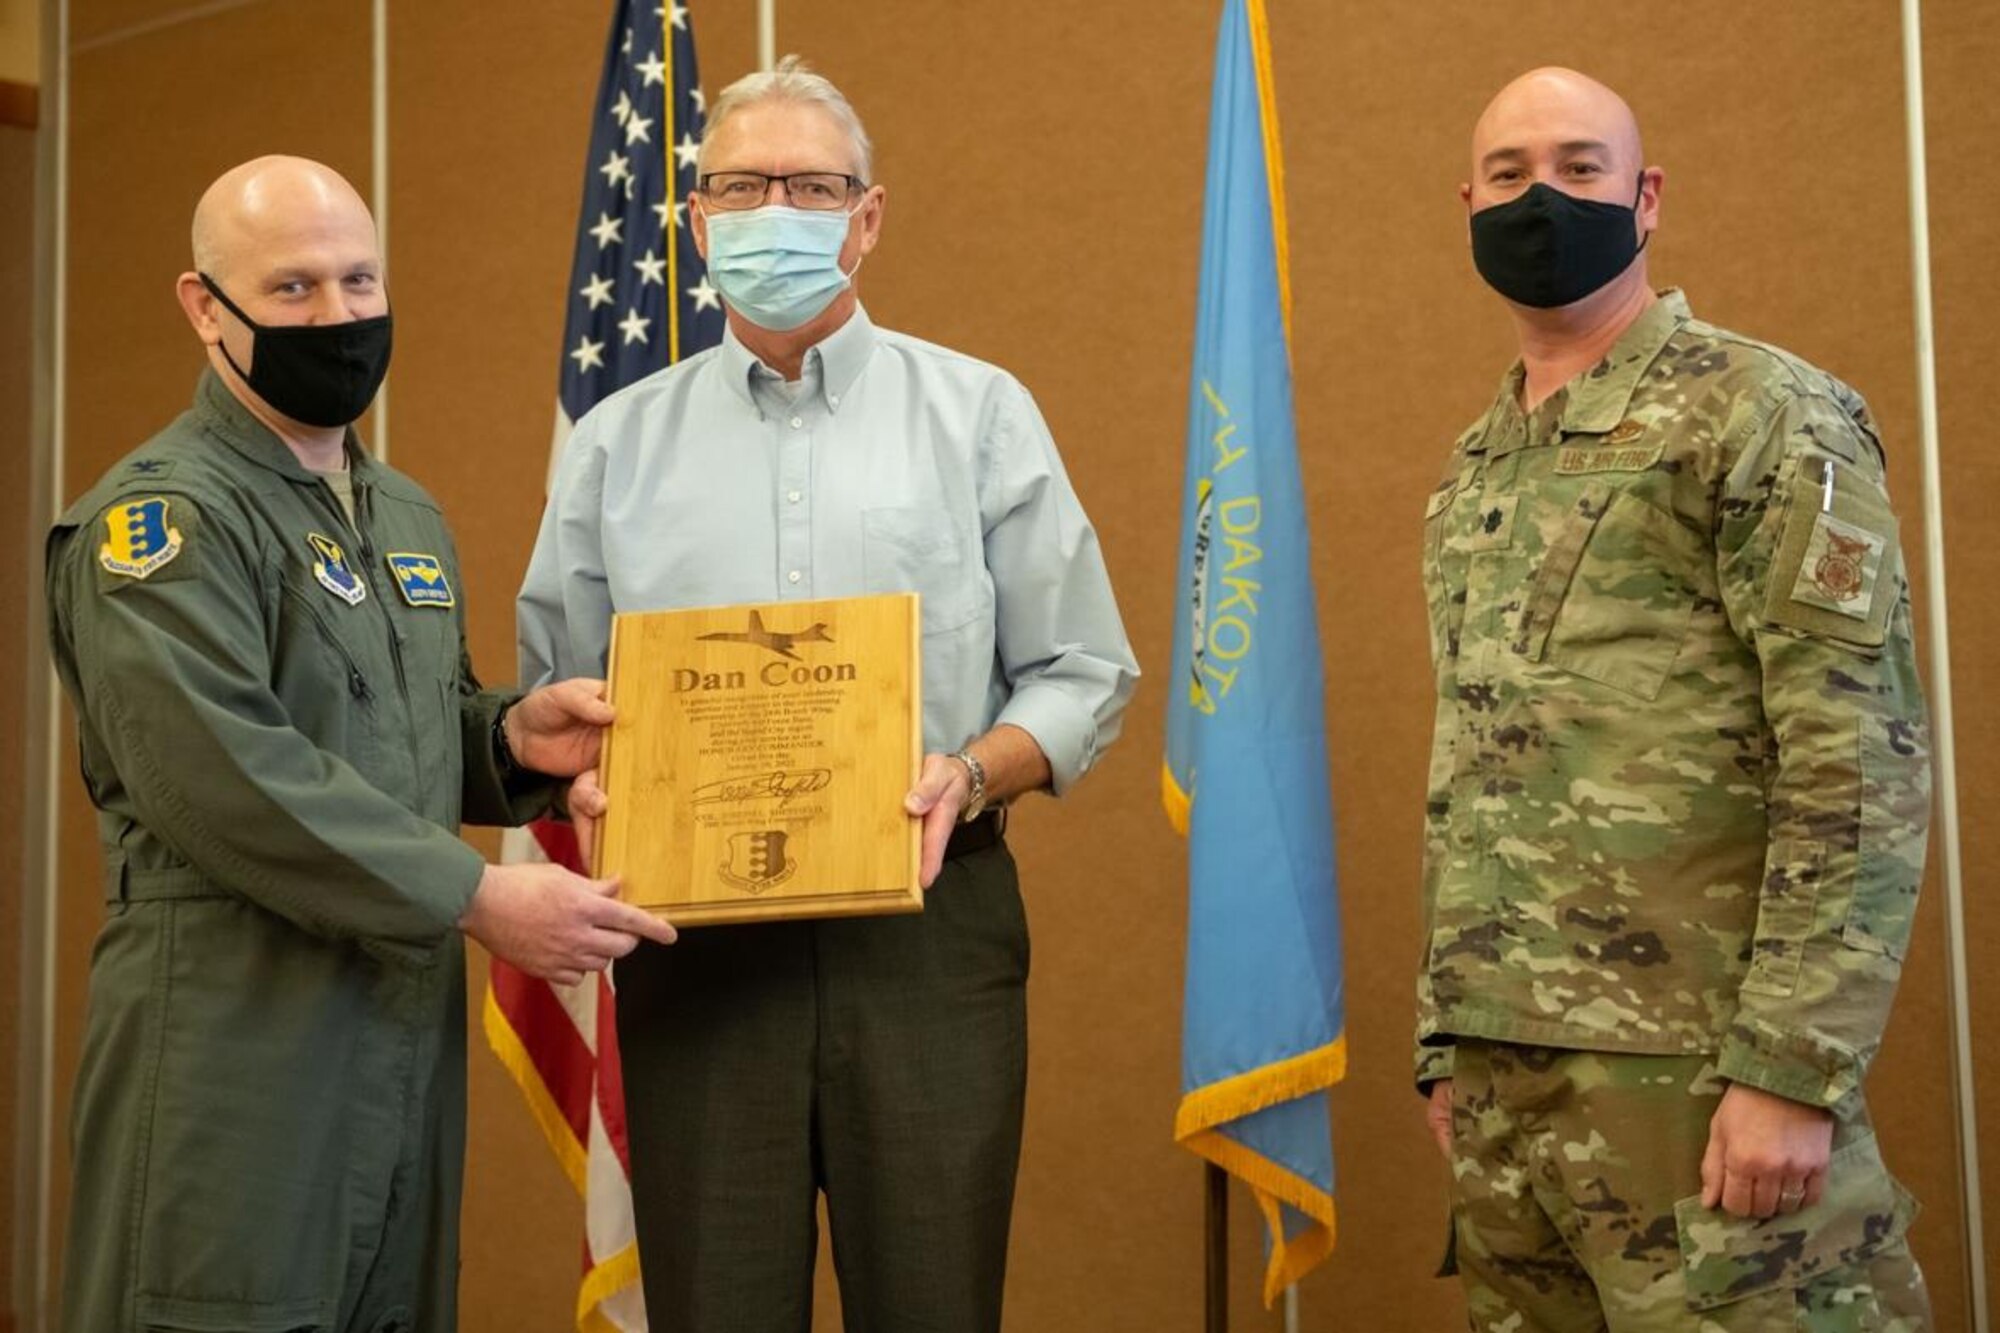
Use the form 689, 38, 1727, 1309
757, 0, 774, 69
1898, 3, 1987, 1328
1205, 1163, 1228, 1333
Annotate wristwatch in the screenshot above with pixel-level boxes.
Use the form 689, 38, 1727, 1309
492, 698, 522, 781
949, 747, 987, 823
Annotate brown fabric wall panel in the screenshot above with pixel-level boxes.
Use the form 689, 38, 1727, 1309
52, 0, 372, 1307
44, 0, 1997, 1328
383, 5, 762, 1328
70, 0, 252, 49
2, 120, 35, 1325
1925, 0, 2000, 1314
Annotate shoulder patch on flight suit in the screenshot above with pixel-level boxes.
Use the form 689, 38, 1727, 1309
308, 532, 367, 606
385, 552, 455, 608
98, 497, 188, 582
1764, 458, 1896, 647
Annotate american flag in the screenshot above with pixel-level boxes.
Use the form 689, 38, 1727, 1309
485, 5, 723, 1331
558, 0, 724, 429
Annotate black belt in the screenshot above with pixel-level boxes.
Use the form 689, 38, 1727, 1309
944, 808, 1005, 860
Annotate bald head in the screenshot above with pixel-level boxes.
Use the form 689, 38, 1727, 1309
178, 156, 390, 431
1472, 68, 1643, 183
190, 155, 378, 284
1458, 69, 1662, 319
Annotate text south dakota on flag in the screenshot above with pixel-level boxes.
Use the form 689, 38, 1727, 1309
484, 2, 723, 1331
1163, 0, 1346, 1304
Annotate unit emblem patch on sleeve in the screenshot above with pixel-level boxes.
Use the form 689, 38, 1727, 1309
99, 498, 184, 580
386, 552, 455, 608
1788, 511, 1886, 619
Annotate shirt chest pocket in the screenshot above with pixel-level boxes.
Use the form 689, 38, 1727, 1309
861, 507, 984, 635
1514, 481, 1709, 700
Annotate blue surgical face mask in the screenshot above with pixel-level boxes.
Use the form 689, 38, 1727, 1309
702, 203, 861, 332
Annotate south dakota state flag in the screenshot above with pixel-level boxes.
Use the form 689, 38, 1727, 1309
1164, 0, 1345, 1303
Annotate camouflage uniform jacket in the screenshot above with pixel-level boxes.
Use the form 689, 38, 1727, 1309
1415, 290, 1931, 1110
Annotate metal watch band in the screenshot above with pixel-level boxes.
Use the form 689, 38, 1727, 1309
949, 747, 987, 823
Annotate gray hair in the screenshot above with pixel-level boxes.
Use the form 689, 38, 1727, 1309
697, 55, 874, 182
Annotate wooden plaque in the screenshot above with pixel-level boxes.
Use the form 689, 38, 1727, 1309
594, 593, 923, 924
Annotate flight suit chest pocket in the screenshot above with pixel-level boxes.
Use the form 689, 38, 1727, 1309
274, 577, 386, 772
1514, 480, 1705, 700
374, 550, 464, 808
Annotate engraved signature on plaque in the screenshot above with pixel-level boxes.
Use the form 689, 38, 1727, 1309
690, 769, 835, 808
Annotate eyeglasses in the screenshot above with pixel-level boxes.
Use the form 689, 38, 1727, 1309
698, 171, 865, 212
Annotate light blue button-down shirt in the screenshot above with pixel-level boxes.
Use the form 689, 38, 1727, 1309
517, 306, 1138, 793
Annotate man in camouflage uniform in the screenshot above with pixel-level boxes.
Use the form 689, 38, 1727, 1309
1416, 69, 1932, 1330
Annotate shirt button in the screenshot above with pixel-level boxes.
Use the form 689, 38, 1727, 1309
789, 416, 804, 429
828, 394, 840, 407
787, 570, 802, 584
787, 489, 802, 504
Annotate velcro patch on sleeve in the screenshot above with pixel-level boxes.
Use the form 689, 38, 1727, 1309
1762, 462, 1897, 647
98, 497, 189, 582
1789, 512, 1885, 618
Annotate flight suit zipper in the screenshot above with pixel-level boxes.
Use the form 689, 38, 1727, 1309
282, 585, 374, 701
351, 479, 425, 794
310, 475, 424, 793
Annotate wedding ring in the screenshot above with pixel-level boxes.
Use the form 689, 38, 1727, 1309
1779, 1186, 1806, 1206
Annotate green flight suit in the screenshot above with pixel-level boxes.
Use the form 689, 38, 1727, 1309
47, 370, 549, 1333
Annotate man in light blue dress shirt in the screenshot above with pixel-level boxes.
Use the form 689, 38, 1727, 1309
517, 57, 1138, 1333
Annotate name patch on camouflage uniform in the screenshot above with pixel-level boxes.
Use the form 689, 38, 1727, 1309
385, 552, 455, 608
308, 533, 367, 606
99, 498, 184, 580
1554, 441, 1663, 475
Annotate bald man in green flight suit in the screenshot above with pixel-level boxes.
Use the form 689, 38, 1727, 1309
47, 156, 676, 1333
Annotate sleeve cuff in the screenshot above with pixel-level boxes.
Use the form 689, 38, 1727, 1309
460, 689, 560, 827
993, 682, 1099, 795
1716, 1016, 1864, 1109
361, 838, 486, 969
1415, 1041, 1456, 1096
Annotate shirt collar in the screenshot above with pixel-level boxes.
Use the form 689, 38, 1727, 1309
719, 304, 878, 416
1559, 288, 1691, 435
195, 367, 374, 482
1471, 289, 1693, 452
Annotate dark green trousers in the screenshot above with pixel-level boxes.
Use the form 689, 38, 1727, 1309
617, 841, 1029, 1333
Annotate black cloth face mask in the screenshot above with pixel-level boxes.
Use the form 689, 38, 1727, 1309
200, 274, 393, 428
1469, 177, 1647, 309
